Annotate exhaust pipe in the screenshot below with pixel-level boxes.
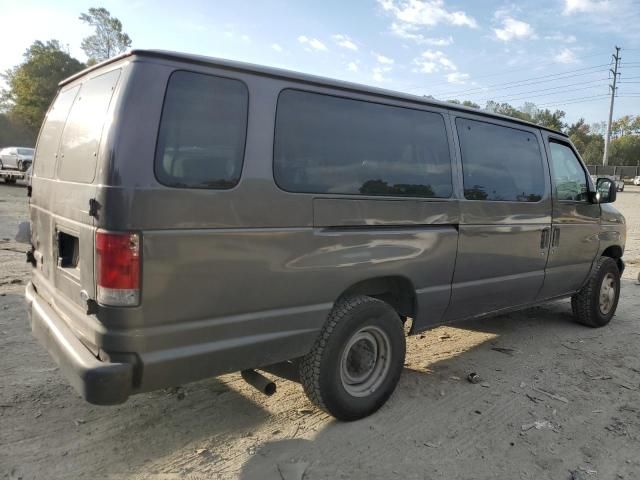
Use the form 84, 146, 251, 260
241, 369, 276, 396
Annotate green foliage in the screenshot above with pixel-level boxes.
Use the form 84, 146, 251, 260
79, 7, 131, 64
567, 118, 603, 165
484, 100, 566, 130
446, 99, 480, 109
0, 113, 36, 147
609, 135, 640, 166
1, 40, 85, 134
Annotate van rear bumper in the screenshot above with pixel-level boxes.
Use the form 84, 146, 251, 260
25, 282, 133, 405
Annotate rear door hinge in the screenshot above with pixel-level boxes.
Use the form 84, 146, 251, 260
88, 198, 100, 219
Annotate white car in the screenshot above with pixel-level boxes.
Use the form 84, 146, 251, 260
633, 176, 640, 186
0, 146, 34, 171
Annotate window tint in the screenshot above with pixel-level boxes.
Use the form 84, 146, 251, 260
274, 90, 452, 198
155, 71, 248, 189
57, 70, 121, 183
456, 118, 545, 202
549, 141, 589, 201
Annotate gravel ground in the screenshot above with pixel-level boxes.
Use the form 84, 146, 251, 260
1, 182, 639, 480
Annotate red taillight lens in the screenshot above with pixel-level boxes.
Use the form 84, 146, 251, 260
95, 230, 140, 306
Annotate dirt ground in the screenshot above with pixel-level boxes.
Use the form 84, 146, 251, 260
1, 181, 639, 480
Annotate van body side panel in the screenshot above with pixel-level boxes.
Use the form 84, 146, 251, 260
445, 115, 552, 321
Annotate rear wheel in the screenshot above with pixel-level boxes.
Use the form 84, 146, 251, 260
571, 257, 621, 327
299, 295, 406, 421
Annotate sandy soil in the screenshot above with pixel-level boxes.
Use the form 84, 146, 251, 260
1, 181, 639, 480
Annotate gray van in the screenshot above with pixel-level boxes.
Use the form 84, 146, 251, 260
25, 50, 625, 421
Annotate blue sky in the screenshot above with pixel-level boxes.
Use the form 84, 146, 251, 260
2, 0, 640, 124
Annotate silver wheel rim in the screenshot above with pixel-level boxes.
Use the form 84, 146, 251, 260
599, 272, 616, 315
340, 325, 391, 397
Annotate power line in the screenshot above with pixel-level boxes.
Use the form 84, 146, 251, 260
402, 51, 612, 91
447, 78, 608, 103
431, 64, 610, 98
536, 95, 610, 108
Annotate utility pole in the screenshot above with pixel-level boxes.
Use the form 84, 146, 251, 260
603, 46, 621, 166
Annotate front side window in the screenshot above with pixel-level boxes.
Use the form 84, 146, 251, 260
155, 71, 248, 189
274, 90, 452, 198
457, 118, 545, 202
548, 141, 589, 201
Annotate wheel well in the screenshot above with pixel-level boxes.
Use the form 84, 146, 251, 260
339, 276, 417, 322
602, 245, 624, 272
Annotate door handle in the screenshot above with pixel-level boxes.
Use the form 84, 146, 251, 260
552, 228, 560, 247
540, 228, 551, 249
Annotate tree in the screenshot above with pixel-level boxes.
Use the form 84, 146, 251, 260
0, 113, 36, 147
608, 135, 640, 166
446, 99, 480, 109
530, 108, 565, 131
1, 40, 85, 133
79, 7, 131, 65
567, 119, 603, 165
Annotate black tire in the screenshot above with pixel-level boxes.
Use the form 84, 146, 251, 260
299, 295, 406, 421
571, 257, 621, 327
17, 160, 23, 171
4, 177, 16, 184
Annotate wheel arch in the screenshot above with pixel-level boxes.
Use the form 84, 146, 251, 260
601, 245, 624, 273
337, 275, 417, 325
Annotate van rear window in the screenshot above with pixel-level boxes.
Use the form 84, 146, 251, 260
34, 86, 79, 178
274, 90, 452, 198
57, 69, 121, 183
155, 71, 248, 189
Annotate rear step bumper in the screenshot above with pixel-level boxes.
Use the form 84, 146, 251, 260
25, 282, 133, 405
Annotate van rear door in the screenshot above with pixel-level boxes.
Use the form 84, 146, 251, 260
30, 68, 122, 313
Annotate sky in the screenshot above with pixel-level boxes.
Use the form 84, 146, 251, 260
2, 0, 640, 124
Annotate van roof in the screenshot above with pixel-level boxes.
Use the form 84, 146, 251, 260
62, 49, 568, 137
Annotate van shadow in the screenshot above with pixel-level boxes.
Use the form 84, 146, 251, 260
237, 287, 637, 480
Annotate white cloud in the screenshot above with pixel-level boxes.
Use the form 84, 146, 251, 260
271, 43, 283, 52
390, 22, 454, 45
372, 66, 392, 82
494, 17, 536, 41
544, 33, 577, 43
378, 0, 477, 28
240, 34, 251, 42
298, 35, 328, 51
347, 61, 359, 72
447, 72, 470, 84
414, 49, 457, 73
554, 47, 579, 63
563, 0, 611, 15
375, 53, 395, 64
332, 34, 358, 51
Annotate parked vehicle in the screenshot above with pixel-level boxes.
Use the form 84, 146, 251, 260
633, 176, 640, 186
25, 50, 626, 421
0, 146, 34, 171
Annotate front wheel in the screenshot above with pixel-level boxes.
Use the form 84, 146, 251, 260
299, 295, 406, 421
571, 257, 621, 327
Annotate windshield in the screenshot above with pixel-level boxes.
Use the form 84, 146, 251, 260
17, 148, 34, 155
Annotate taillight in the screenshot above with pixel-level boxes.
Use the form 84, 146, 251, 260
95, 230, 140, 306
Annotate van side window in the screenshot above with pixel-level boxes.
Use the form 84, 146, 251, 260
274, 90, 452, 198
548, 141, 589, 202
155, 71, 248, 189
456, 118, 545, 202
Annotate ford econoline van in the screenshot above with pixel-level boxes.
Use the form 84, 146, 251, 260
25, 50, 626, 421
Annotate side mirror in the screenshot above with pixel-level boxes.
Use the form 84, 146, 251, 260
595, 177, 617, 204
